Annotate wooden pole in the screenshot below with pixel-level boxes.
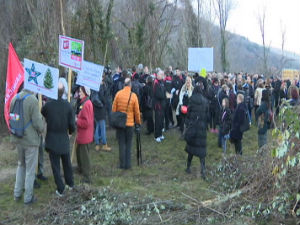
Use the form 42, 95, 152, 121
60, 0, 76, 163
37, 94, 42, 174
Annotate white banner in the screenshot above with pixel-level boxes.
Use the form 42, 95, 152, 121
24, 58, 59, 99
76, 61, 104, 91
188, 48, 214, 72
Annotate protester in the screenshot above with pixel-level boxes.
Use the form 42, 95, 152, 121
230, 94, 248, 155
91, 78, 111, 152
254, 79, 265, 122
153, 70, 167, 143
41, 83, 75, 196
176, 76, 194, 134
289, 88, 300, 106
208, 78, 220, 133
255, 90, 271, 148
141, 76, 154, 135
76, 86, 94, 183
272, 76, 282, 116
172, 68, 184, 127
11, 88, 44, 204
112, 66, 124, 99
103, 66, 113, 126
220, 97, 232, 153
228, 82, 237, 111
58, 74, 69, 100
243, 76, 254, 124
164, 70, 175, 130
184, 79, 209, 179
131, 73, 144, 105
112, 78, 141, 169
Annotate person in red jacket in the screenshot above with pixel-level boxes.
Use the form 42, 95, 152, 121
76, 86, 94, 183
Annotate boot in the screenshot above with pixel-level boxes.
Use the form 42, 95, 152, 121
95, 145, 101, 151
200, 158, 206, 180
102, 144, 111, 151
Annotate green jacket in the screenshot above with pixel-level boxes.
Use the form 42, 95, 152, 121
10, 89, 44, 147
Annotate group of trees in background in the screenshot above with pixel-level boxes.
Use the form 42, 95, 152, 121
0, 0, 299, 128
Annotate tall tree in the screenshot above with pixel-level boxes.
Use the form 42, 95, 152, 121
257, 5, 269, 75
214, 0, 233, 72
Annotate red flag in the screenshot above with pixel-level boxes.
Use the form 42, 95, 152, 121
4, 43, 24, 129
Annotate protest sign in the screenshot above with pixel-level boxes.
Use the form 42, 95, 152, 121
24, 58, 59, 99
188, 48, 213, 72
76, 60, 104, 91
59, 35, 84, 71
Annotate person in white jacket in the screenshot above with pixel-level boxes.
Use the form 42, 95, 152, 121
176, 76, 194, 133
254, 79, 265, 122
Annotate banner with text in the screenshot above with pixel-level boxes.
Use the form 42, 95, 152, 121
76, 60, 104, 91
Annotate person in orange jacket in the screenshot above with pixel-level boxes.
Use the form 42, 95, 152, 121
112, 78, 141, 169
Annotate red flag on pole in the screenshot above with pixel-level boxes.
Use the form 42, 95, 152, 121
4, 43, 24, 129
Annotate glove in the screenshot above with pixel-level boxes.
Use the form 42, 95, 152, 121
171, 88, 176, 94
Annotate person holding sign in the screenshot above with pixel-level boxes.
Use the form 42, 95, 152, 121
76, 86, 94, 183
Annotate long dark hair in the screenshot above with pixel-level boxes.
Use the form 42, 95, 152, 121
262, 89, 270, 108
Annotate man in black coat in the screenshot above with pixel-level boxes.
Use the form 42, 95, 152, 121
184, 80, 209, 179
41, 82, 76, 196
153, 70, 166, 142
230, 94, 248, 155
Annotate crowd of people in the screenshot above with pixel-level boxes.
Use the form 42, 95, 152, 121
10, 62, 300, 204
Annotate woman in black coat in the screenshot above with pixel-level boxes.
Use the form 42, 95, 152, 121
184, 81, 209, 179
141, 76, 154, 135
230, 94, 248, 155
91, 82, 111, 151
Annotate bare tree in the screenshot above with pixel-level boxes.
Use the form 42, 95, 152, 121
214, 0, 233, 72
257, 5, 269, 75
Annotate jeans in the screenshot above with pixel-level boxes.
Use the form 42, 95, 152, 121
222, 134, 230, 153
117, 127, 134, 169
49, 152, 74, 193
76, 144, 91, 182
94, 120, 107, 145
14, 145, 38, 203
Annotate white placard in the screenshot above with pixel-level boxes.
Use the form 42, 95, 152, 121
24, 58, 59, 99
76, 61, 104, 91
59, 35, 84, 71
188, 48, 214, 72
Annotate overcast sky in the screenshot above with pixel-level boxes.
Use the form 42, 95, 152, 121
227, 0, 300, 55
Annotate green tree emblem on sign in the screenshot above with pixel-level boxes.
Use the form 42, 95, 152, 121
44, 68, 54, 89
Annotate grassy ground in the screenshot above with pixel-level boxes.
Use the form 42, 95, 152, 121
0, 124, 261, 224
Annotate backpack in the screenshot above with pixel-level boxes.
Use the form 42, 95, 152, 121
9, 94, 32, 138
240, 110, 250, 132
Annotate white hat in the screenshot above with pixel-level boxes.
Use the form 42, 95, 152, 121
83, 86, 91, 96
